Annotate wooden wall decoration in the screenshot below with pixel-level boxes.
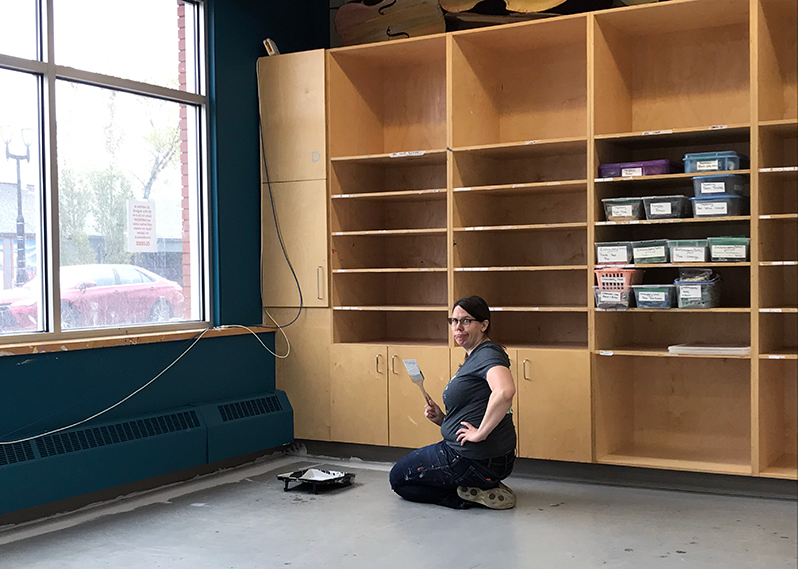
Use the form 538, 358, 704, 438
335, 0, 445, 46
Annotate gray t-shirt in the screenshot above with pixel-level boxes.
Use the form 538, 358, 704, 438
441, 341, 517, 459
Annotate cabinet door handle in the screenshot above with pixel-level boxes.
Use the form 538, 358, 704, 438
376, 354, 382, 375
391, 355, 397, 374
316, 266, 324, 300
522, 359, 530, 381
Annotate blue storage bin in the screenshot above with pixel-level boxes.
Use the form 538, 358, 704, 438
684, 151, 749, 173
692, 174, 747, 197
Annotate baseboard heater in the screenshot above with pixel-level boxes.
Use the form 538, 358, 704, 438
0, 391, 292, 515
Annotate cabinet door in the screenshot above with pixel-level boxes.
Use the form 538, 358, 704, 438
517, 349, 591, 462
388, 345, 450, 449
257, 50, 326, 183
271, 307, 331, 441
262, 180, 328, 307
330, 344, 389, 445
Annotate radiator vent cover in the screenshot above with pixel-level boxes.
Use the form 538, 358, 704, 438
35, 411, 201, 459
217, 395, 283, 422
0, 441, 35, 466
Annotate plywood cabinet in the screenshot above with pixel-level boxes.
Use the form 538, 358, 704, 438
516, 349, 591, 463
329, 344, 450, 447
263, 0, 797, 480
261, 180, 328, 307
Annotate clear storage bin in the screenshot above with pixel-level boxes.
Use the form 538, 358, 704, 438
692, 174, 747, 197
668, 239, 709, 263
632, 239, 669, 264
602, 197, 644, 221
683, 151, 749, 173
690, 195, 748, 217
707, 236, 750, 262
632, 284, 676, 309
675, 277, 720, 308
598, 159, 682, 178
642, 195, 690, 219
596, 241, 633, 265
594, 286, 632, 310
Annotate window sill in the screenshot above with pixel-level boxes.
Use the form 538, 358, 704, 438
0, 325, 278, 358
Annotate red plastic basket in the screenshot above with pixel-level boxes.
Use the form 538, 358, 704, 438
594, 268, 644, 290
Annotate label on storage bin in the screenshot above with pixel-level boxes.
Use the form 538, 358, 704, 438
694, 201, 728, 216
711, 245, 746, 259
673, 247, 706, 262
611, 205, 634, 217
696, 159, 720, 171
597, 246, 629, 263
639, 291, 667, 302
600, 276, 626, 284
700, 181, 726, 193
634, 245, 666, 259
389, 150, 426, 158
680, 285, 702, 299
649, 202, 672, 216
621, 167, 643, 177
599, 291, 622, 302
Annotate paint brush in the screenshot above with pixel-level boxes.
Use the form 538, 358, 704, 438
403, 359, 432, 403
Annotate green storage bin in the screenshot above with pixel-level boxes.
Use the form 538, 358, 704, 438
707, 236, 750, 262
632, 239, 669, 264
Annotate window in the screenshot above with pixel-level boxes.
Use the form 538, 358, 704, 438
0, 1, 208, 339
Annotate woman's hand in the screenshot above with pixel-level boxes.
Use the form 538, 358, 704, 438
424, 399, 445, 426
456, 421, 486, 445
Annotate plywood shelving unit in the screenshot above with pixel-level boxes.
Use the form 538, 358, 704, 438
262, 0, 797, 477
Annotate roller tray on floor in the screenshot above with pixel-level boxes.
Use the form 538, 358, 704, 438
277, 468, 356, 494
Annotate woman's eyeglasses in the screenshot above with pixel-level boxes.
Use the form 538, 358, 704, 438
447, 317, 478, 327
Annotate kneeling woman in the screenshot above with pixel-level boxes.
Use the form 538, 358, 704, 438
389, 296, 517, 509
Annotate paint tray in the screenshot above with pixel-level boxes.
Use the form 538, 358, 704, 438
276, 468, 356, 493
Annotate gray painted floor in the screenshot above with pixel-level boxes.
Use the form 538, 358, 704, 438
0, 453, 795, 568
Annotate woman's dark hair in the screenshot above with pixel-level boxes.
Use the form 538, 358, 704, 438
452, 295, 491, 335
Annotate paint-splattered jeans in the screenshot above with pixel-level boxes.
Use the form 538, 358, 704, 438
389, 440, 515, 509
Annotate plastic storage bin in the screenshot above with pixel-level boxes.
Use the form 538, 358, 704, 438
675, 277, 720, 308
594, 267, 645, 289
602, 197, 644, 221
707, 236, 750, 262
596, 241, 633, 265
642, 195, 690, 219
690, 195, 748, 217
598, 159, 682, 178
632, 284, 676, 309
594, 286, 632, 310
683, 151, 749, 173
668, 239, 708, 263
692, 174, 747, 197
632, 239, 669, 264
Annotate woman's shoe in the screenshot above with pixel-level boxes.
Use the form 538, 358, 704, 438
457, 482, 516, 510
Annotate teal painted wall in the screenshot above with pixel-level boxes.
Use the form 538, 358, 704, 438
0, 0, 329, 512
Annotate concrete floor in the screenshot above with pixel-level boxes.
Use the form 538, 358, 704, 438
0, 453, 795, 568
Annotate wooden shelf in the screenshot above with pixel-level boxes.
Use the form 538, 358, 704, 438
595, 348, 750, 359
332, 228, 446, 237
760, 261, 798, 266
452, 137, 587, 158
595, 262, 750, 269
333, 306, 447, 312
598, 447, 752, 476
760, 454, 798, 480
333, 268, 446, 274
455, 265, 586, 272
454, 222, 587, 233
595, 216, 750, 226
612, 308, 751, 313
330, 150, 448, 165
332, 189, 445, 200
759, 213, 798, 220
594, 125, 750, 147
454, 180, 586, 195
595, 169, 750, 184
490, 306, 587, 313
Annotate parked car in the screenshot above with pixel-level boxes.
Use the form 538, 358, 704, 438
0, 264, 184, 331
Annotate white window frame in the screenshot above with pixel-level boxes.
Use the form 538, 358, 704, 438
0, 0, 211, 342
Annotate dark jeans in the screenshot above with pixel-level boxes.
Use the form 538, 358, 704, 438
389, 440, 515, 509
